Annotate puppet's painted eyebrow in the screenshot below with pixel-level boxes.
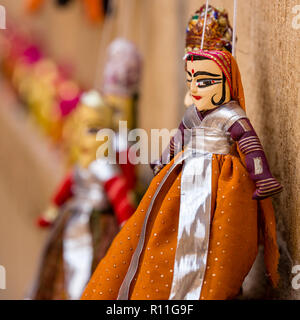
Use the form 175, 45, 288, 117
193, 71, 221, 77
197, 77, 222, 81
187, 71, 192, 77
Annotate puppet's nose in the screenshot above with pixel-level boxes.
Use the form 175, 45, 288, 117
190, 81, 198, 93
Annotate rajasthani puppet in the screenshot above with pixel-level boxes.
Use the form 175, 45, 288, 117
81, 6, 282, 300
102, 38, 142, 192
29, 90, 135, 300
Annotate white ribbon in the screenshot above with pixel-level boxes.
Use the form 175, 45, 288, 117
169, 132, 212, 299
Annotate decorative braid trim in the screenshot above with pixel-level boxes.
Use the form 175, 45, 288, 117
256, 186, 282, 197
256, 178, 278, 186
256, 178, 283, 196
238, 136, 263, 154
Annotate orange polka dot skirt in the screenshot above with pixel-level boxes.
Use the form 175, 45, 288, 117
81, 152, 279, 300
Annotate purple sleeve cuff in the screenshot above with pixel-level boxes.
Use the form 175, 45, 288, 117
229, 119, 282, 199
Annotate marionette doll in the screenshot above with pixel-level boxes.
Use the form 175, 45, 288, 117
102, 38, 142, 192
29, 90, 135, 300
102, 38, 142, 131
81, 4, 282, 300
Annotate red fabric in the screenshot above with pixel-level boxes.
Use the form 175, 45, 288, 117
117, 150, 136, 190
36, 216, 52, 228
104, 176, 135, 225
52, 172, 74, 207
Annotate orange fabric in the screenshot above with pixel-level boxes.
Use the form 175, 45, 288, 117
230, 53, 246, 111
25, 0, 44, 13
81, 150, 278, 300
83, 0, 104, 23
200, 153, 258, 299
259, 198, 280, 287
26, 0, 104, 23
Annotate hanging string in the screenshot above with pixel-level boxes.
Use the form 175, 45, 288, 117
94, 0, 135, 89
118, 0, 135, 39
200, 0, 209, 50
93, 0, 116, 89
232, 0, 237, 57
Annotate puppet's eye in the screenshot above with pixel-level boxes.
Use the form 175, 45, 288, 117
197, 80, 212, 87
197, 79, 220, 88
87, 127, 100, 134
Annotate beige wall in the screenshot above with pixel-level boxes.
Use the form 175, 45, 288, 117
0, 0, 299, 299
0, 80, 65, 299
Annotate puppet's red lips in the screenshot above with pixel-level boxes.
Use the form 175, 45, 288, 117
192, 95, 202, 100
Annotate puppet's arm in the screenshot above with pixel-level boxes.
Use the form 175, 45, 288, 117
229, 118, 282, 199
90, 160, 135, 227
150, 122, 185, 175
104, 175, 135, 226
117, 148, 136, 191
37, 172, 74, 227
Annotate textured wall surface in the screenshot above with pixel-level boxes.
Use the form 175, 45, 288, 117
0, 79, 65, 299
234, 0, 300, 299
0, 0, 299, 299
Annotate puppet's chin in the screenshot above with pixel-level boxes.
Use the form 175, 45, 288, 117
194, 101, 215, 111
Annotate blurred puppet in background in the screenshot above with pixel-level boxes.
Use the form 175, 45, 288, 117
81, 4, 282, 300
30, 90, 135, 300
102, 38, 141, 131
1, 32, 80, 143
30, 37, 142, 300
102, 38, 142, 193
0, 27, 143, 300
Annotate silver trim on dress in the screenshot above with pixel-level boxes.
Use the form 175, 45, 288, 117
117, 101, 246, 300
63, 159, 119, 299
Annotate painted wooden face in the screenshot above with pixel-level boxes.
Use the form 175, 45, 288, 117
186, 58, 231, 111
64, 104, 112, 168
105, 94, 134, 129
